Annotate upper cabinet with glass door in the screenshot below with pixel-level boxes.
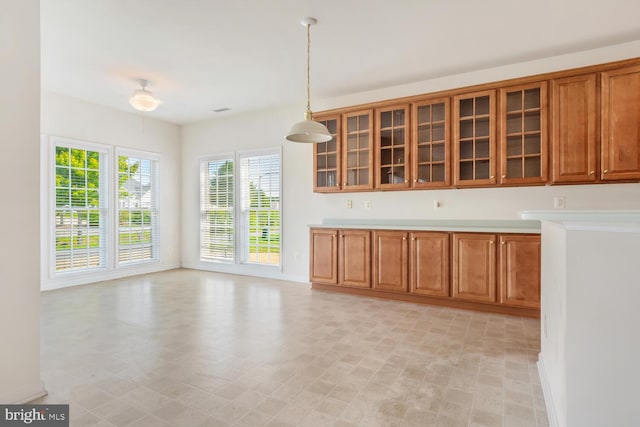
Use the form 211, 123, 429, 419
313, 114, 342, 192
375, 104, 410, 189
342, 109, 374, 191
499, 82, 548, 184
453, 90, 496, 186
412, 97, 450, 188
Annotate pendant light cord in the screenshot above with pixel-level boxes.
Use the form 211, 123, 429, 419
305, 22, 312, 119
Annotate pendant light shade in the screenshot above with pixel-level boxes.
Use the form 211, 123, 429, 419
285, 17, 332, 143
129, 79, 160, 112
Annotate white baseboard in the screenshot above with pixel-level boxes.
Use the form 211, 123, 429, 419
0, 381, 47, 404
181, 262, 308, 284
537, 353, 559, 427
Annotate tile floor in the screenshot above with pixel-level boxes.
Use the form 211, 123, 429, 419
34, 269, 548, 427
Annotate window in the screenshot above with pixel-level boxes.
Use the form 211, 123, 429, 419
240, 152, 281, 266
200, 156, 235, 261
117, 153, 158, 264
54, 144, 107, 272
199, 149, 281, 266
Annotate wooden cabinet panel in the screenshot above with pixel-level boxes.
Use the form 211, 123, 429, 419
309, 229, 338, 284
499, 82, 548, 184
601, 65, 640, 180
499, 235, 540, 309
412, 97, 451, 188
376, 104, 410, 189
551, 73, 598, 183
409, 232, 449, 297
372, 231, 408, 292
313, 115, 342, 192
338, 229, 371, 288
452, 233, 496, 303
453, 90, 497, 186
342, 109, 374, 190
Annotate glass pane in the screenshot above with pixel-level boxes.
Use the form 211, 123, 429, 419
418, 125, 431, 142
460, 120, 473, 139
317, 155, 327, 169
359, 114, 369, 129
418, 146, 430, 163
507, 158, 523, 178
327, 154, 336, 169
55, 147, 70, 166
475, 160, 490, 179
432, 164, 445, 182
393, 129, 405, 146
327, 171, 336, 187
394, 148, 405, 164
459, 98, 473, 117
524, 88, 541, 109
380, 130, 392, 147
316, 172, 326, 187
359, 133, 369, 149
381, 167, 391, 184
347, 135, 358, 150
394, 109, 405, 126
347, 152, 357, 168
347, 116, 357, 132
358, 151, 369, 167
507, 136, 522, 156
475, 118, 490, 137
381, 111, 392, 128
476, 139, 490, 158
327, 119, 337, 134
525, 157, 541, 177
327, 140, 336, 152
524, 111, 541, 132
432, 103, 445, 121
432, 143, 445, 162
347, 170, 356, 185
475, 96, 490, 115
459, 161, 473, 180
380, 148, 392, 165
316, 142, 327, 154
358, 169, 368, 185
507, 113, 522, 134
506, 91, 523, 112
460, 141, 473, 160
418, 105, 430, 124
394, 166, 405, 181
432, 123, 445, 141
418, 165, 430, 182
524, 134, 541, 155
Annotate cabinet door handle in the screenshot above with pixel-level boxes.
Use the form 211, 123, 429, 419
490, 241, 495, 244
404, 180, 408, 183
501, 241, 506, 245
490, 175, 495, 179
603, 169, 609, 174
414, 179, 418, 183
589, 171, 595, 175
402, 237, 406, 241
411, 237, 415, 241
502, 175, 506, 179
332, 234, 336, 238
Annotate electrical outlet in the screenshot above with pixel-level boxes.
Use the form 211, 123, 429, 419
554, 196, 566, 209
294, 252, 301, 262
433, 200, 442, 209
364, 200, 372, 210
346, 199, 353, 209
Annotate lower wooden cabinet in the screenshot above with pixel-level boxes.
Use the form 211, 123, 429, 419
310, 228, 540, 317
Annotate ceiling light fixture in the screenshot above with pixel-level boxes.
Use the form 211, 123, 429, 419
129, 79, 160, 112
285, 17, 331, 143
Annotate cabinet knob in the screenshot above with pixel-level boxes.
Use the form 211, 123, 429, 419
502, 175, 506, 179
402, 237, 406, 241
414, 179, 418, 183
332, 234, 336, 238
411, 237, 415, 241
404, 180, 408, 183
490, 241, 494, 244
490, 175, 495, 179
603, 169, 609, 174
501, 241, 506, 245
336, 183, 340, 186
589, 171, 595, 175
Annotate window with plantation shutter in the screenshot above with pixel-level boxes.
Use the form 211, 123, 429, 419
117, 152, 158, 265
54, 144, 107, 272
240, 151, 281, 266
200, 156, 235, 261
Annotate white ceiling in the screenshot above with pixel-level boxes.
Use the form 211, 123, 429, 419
41, 0, 640, 125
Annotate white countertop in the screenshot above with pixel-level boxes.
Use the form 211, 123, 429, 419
309, 218, 541, 234
519, 210, 640, 233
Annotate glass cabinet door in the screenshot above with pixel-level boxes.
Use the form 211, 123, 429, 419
376, 104, 410, 188
499, 82, 548, 184
313, 115, 341, 192
453, 90, 496, 186
342, 109, 373, 190
412, 97, 450, 188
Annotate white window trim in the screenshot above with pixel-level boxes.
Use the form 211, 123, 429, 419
48, 136, 111, 277
115, 147, 161, 267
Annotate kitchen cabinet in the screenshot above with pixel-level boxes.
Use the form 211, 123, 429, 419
411, 97, 451, 188
452, 233, 497, 302
375, 104, 410, 189
409, 232, 449, 297
309, 228, 338, 284
372, 231, 408, 292
342, 109, 374, 190
499, 82, 548, 184
601, 65, 640, 181
453, 90, 497, 186
337, 229, 371, 288
499, 234, 541, 309
550, 73, 598, 183
313, 115, 342, 192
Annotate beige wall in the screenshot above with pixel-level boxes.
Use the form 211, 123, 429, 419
0, 0, 45, 403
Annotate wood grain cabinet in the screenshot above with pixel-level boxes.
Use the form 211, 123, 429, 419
412, 98, 451, 188
337, 229, 371, 288
342, 110, 374, 190
309, 228, 338, 284
313, 115, 342, 192
452, 233, 497, 302
409, 232, 450, 297
372, 231, 408, 292
550, 73, 598, 183
375, 104, 410, 189
499, 82, 548, 184
453, 90, 497, 186
601, 65, 640, 181
499, 234, 541, 309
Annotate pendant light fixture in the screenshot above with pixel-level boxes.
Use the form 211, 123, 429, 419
129, 79, 160, 112
285, 17, 332, 143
